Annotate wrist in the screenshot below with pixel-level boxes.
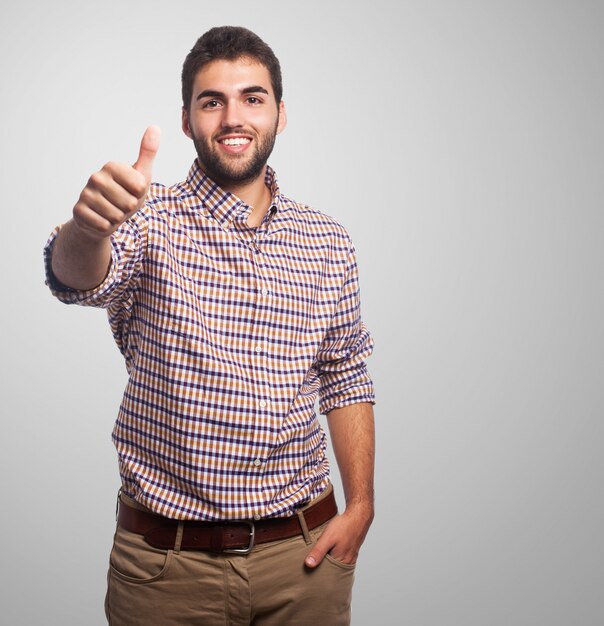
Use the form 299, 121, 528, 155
343, 499, 375, 523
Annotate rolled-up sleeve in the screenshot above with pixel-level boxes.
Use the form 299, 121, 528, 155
317, 240, 375, 414
43, 212, 148, 309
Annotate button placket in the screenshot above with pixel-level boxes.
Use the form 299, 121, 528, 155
245, 226, 277, 503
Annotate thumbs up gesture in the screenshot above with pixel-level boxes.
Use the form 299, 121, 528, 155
72, 126, 161, 240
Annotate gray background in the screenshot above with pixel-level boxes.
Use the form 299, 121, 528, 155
1, 0, 602, 624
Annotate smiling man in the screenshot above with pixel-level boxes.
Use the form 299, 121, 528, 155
44, 26, 375, 626
186, 60, 285, 183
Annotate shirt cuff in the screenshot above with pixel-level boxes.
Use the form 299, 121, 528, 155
318, 363, 376, 415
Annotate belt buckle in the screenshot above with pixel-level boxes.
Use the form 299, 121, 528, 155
223, 520, 256, 554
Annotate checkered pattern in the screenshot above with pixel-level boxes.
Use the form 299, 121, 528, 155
44, 161, 375, 521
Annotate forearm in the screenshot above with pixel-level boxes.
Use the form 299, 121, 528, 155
327, 401, 375, 517
50, 219, 112, 290
305, 402, 375, 566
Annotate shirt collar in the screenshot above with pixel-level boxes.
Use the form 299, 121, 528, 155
186, 159, 282, 229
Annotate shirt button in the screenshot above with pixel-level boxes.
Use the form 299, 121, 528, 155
253, 458, 262, 467
254, 345, 263, 354
253, 514, 261, 521
261, 288, 270, 296
259, 400, 267, 408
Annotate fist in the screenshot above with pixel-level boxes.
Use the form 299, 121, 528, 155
72, 125, 161, 240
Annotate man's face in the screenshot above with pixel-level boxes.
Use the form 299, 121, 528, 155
182, 57, 287, 187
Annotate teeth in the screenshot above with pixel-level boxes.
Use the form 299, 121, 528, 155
220, 137, 251, 146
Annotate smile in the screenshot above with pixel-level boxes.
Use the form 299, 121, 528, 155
218, 137, 251, 146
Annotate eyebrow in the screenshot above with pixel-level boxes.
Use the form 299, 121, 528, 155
196, 86, 270, 101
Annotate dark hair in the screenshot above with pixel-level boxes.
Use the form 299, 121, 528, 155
181, 26, 283, 111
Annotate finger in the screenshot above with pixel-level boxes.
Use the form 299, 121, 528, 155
133, 125, 161, 180
80, 188, 133, 225
305, 533, 333, 568
73, 201, 116, 237
96, 178, 142, 216
102, 162, 149, 199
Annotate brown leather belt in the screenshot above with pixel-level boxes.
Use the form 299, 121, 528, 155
117, 491, 337, 554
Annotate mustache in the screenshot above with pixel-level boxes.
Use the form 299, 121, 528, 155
214, 130, 255, 141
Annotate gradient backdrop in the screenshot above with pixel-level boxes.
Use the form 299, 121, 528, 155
1, 0, 603, 624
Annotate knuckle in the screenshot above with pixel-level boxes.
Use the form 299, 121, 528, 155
73, 202, 88, 221
80, 186, 99, 208
87, 171, 103, 189
132, 176, 148, 198
79, 187, 93, 204
104, 210, 122, 226
125, 197, 139, 213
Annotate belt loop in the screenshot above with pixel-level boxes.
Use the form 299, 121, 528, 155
115, 488, 122, 521
173, 522, 184, 554
296, 509, 312, 545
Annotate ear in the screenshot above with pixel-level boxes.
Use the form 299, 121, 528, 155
182, 107, 193, 139
276, 101, 287, 135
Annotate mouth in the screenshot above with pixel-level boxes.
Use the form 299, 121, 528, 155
217, 135, 253, 154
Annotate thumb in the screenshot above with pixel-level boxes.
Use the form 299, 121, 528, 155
133, 125, 161, 180
305, 535, 331, 569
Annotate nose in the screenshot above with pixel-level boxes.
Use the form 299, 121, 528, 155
221, 100, 244, 129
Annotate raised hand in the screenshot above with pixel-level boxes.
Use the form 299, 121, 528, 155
72, 125, 161, 240
50, 126, 160, 290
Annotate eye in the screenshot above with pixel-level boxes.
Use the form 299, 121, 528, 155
202, 99, 221, 109
246, 96, 262, 105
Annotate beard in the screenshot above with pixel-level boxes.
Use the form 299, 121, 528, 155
192, 119, 279, 187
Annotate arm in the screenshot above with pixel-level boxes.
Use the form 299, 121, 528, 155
50, 126, 160, 290
305, 236, 375, 567
305, 401, 375, 567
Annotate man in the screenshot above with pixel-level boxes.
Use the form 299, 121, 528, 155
45, 26, 375, 626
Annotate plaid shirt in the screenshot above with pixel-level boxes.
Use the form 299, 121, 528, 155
44, 161, 375, 521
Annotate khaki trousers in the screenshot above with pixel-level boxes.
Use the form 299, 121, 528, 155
105, 489, 355, 625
